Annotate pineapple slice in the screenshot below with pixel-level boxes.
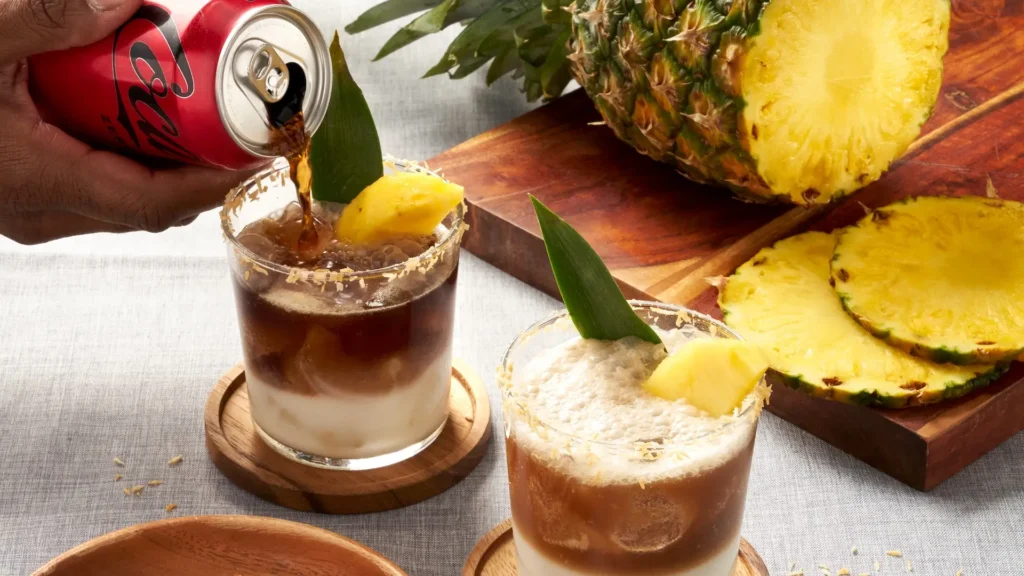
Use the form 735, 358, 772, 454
832, 196, 1024, 365
643, 338, 768, 417
719, 232, 1004, 408
336, 172, 464, 243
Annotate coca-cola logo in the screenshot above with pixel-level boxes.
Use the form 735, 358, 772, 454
111, 5, 198, 161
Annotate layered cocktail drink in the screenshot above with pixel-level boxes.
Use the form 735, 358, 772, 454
222, 158, 464, 469
500, 303, 767, 575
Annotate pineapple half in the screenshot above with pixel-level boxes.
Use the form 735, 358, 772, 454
832, 196, 1024, 365
348, 0, 950, 204
719, 231, 1003, 408
569, 0, 950, 204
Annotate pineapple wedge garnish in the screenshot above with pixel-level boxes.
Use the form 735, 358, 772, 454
336, 172, 463, 243
643, 339, 768, 417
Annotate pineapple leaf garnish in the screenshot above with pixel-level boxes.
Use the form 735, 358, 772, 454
310, 32, 382, 204
531, 196, 661, 345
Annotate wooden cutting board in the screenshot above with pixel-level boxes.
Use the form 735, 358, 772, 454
429, 0, 1024, 491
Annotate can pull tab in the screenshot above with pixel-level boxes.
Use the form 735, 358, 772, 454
248, 44, 290, 103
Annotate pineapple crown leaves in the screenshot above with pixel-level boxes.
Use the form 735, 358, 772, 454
531, 195, 662, 345
345, 0, 768, 103
346, 0, 574, 102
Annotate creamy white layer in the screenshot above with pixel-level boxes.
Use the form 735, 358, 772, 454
248, 352, 451, 459
513, 520, 740, 576
507, 327, 762, 484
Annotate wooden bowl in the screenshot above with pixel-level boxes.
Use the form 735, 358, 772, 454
34, 515, 406, 576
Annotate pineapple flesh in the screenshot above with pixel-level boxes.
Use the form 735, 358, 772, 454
719, 231, 1003, 408
643, 338, 768, 416
832, 196, 1024, 365
336, 172, 464, 243
569, 0, 949, 204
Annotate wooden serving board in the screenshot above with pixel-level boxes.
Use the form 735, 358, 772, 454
429, 0, 1024, 491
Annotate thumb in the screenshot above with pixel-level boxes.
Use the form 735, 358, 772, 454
0, 0, 143, 63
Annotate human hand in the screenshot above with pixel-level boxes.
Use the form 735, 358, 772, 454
0, 0, 258, 244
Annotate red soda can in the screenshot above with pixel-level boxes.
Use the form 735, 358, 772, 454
28, 0, 331, 170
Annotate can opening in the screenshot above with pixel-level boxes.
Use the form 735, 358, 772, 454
217, 4, 330, 159
266, 62, 307, 128
248, 44, 291, 103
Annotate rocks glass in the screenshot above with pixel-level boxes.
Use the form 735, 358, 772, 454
499, 303, 765, 576
222, 158, 464, 470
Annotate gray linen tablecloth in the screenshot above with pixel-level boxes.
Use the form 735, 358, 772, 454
1, 2, 1021, 574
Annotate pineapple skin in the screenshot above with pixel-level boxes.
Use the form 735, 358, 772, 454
569, 0, 775, 200
567, 0, 949, 205
719, 231, 1005, 408
770, 367, 1004, 409
832, 196, 1024, 366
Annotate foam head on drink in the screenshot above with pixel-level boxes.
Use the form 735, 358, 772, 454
224, 163, 465, 468
500, 311, 767, 576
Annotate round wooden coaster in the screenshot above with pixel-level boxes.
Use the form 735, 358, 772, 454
463, 519, 769, 576
204, 359, 491, 514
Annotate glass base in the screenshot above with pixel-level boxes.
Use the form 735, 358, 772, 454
254, 416, 448, 471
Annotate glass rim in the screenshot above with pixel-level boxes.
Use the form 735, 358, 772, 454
498, 300, 765, 450
220, 156, 466, 279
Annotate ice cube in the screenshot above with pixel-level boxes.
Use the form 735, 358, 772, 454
276, 201, 305, 224
248, 352, 316, 394
242, 321, 290, 359
369, 250, 387, 270
236, 231, 289, 266
527, 475, 590, 551
610, 492, 689, 553
283, 326, 345, 396
381, 244, 408, 263
240, 311, 298, 372
394, 236, 433, 258
317, 239, 374, 272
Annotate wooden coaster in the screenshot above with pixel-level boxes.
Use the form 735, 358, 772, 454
205, 359, 490, 514
463, 519, 768, 576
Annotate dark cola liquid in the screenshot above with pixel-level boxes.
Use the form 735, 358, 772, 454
506, 433, 754, 574
267, 110, 316, 252
233, 201, 459, 398
233, 267, 457, 397
265, 65, 320, 253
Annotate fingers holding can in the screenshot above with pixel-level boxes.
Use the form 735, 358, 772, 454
0, 0, 143, 64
